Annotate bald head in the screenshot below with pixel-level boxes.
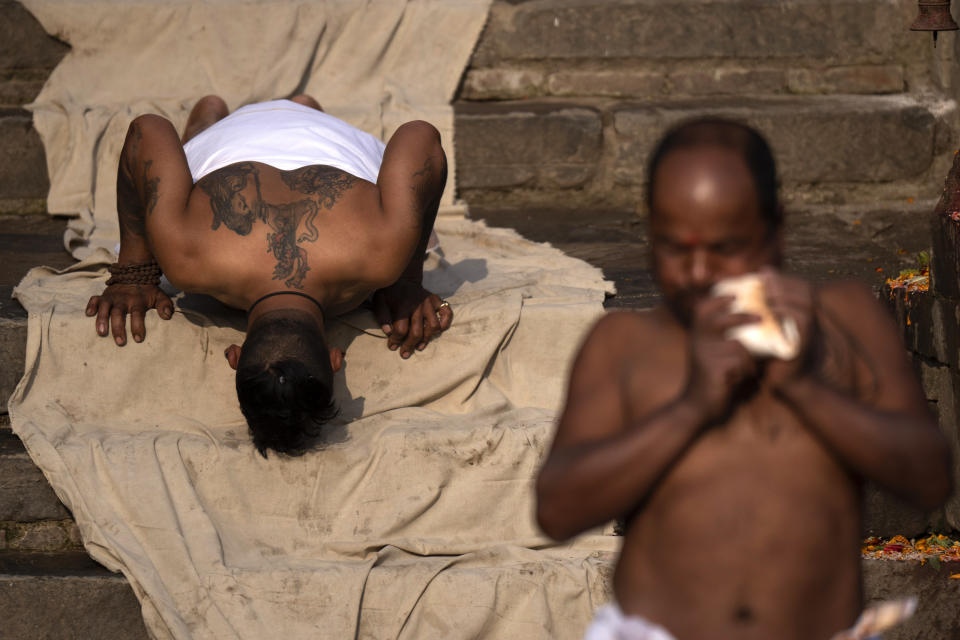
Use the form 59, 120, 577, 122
645, 119, 783, 324
646, 118, 781, 231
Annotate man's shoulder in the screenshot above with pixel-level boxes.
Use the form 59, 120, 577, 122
580, 307, 679, 362
814, 278, 886, 325
811, 277, 911, 383
590, 307, 675, 338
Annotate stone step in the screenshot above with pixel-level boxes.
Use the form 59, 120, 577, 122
0, 1, 69, 77
0, 551, 148, 639
0, 548, 955, 640
0, 430, 71, 524
464, 0, 929, 102
0, 1, 67, 206
472, 0, 921, 67
863, 557, 960, 640
0, 109, 50, 210
454, 94, 956, 210
472, 201, 935, 294
0, 214, 72, 411
462, 60, 913, 102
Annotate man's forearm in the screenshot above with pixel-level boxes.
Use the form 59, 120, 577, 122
115, 121, 159, 265
401, 141, 447, 283
777, 375, 951, 510
537, 399, 708, 540
397, 168, 444, 284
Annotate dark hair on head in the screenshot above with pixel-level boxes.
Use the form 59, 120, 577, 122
235, 314, 338, 458
646, 118, 781, 230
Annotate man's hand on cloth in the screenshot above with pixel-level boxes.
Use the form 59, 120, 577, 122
372, 278, 453, 359
86, 284, 174, 346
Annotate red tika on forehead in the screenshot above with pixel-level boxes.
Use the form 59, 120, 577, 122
678, 233, 703, 247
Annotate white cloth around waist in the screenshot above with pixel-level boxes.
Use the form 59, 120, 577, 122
583, 602, 897, 640
182, 99, 386, 184
584, 605, 676, 640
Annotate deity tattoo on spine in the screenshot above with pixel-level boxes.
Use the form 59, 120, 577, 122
198, 163, 357, 289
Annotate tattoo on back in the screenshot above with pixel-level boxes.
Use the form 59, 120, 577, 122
198, 163, 356, 289
199, 162, 264, 235
264, 200, 320, 288
281, 165, 357, 205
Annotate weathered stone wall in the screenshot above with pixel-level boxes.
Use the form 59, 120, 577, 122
882, 151, 960, 535
455, 0, 959, 211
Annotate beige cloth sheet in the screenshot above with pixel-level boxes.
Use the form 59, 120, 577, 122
10, 218, 619, 639
21, 0, 487, 258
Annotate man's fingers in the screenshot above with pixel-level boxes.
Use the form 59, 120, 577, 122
130, 309, 147, 343
85, 296, 100, 316
373, 294, 393, 335
704, 311, 761, 336
696, 294, 734, 317
437, 302, 453, 331
156, 292, 175, 320
110, 307, 128, 345
716, 342, 758, 385
767, 287, 811, 312
96, 302, 112, 336
400, 308, 424, 358
418, 301, 442, 349
389, 317, 410, 350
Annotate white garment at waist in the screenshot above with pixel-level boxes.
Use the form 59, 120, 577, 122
182, 99, 385, 184
584, 605, 676, 640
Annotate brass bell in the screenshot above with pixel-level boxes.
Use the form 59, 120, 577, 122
910, 1, 959, 45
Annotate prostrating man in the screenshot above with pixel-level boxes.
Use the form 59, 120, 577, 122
85, 95, 453, 457
536, 119, 951, 640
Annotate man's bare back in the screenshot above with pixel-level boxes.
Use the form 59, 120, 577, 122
536, 120, 950, 639
166, 160, 402, 313
89, 95, 450, 356
85, 95, 454, 456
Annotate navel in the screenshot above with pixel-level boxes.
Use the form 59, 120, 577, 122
733, 604, 754, 624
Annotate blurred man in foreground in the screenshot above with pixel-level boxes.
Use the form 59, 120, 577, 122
536, 119, 951, 640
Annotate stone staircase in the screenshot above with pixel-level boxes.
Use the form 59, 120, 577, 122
455, 0, 955, 211
0, 1, 150, 636
1, 0, 959, 637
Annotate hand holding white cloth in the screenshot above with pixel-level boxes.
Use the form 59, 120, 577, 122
712, 273, 800, 360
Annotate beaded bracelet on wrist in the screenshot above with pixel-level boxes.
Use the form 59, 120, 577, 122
106, 260, 162, 286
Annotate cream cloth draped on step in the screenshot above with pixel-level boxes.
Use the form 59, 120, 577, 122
14, 3, 623, 636
20, 0, 487, 258
10, 218, 619, 639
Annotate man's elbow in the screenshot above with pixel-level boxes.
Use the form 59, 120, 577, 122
535, 472, 578, 542
396, 120, 442, 146
923, 449, 953, 511
910, 439, 953, 512
536, 501, 574, 542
